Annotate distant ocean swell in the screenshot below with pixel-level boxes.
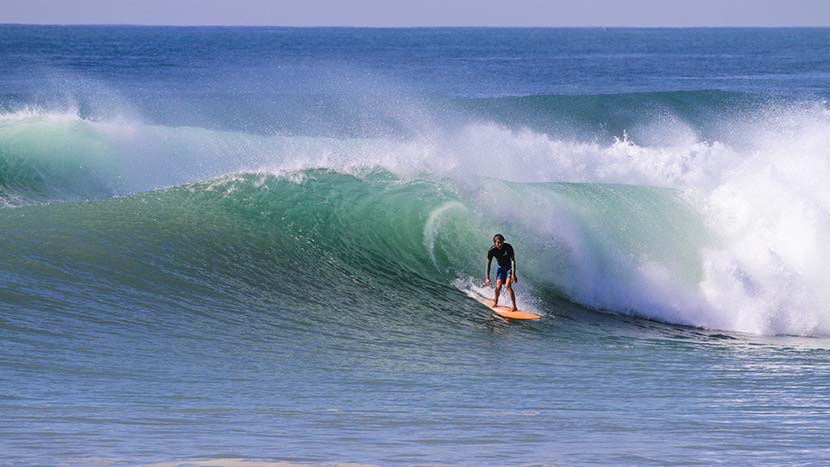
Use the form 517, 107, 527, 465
3, 91, 830, 336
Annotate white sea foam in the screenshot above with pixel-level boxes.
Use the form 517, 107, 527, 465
695, 112, 830, 335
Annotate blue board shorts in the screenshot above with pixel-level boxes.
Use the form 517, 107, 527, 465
496, 266, 513, 282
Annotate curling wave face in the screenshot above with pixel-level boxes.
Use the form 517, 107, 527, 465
3, 97, 830, 336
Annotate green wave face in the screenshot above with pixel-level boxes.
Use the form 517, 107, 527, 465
1, 169, 708, 331
1, 171, 471, 322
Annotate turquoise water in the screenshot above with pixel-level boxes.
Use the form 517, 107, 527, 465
3, 27, 830, 466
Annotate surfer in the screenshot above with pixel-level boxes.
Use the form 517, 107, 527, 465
485, 233, 518, 311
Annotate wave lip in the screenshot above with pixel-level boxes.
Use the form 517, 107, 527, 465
0, 108, 113, 205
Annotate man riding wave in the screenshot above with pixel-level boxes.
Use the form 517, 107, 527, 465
485, 233, 518, 311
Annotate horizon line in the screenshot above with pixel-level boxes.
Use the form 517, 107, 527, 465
2, 22, 830, 29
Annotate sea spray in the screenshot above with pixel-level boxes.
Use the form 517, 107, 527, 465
698, 109, 830, 335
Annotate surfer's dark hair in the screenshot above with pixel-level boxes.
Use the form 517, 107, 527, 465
493, 233, 505, 242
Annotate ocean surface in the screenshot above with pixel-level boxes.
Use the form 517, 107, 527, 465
2, 26, 830, 467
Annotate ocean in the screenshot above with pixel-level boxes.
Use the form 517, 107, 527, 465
2, 26, 830, 466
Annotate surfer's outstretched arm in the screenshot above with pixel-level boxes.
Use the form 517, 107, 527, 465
485, 257, 492, 286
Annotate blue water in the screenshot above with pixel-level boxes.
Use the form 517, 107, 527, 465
2, 26, 830, 467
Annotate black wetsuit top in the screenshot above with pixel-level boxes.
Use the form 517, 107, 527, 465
487, 243, 515, 269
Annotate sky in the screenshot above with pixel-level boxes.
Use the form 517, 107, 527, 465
1, 0, 829, 27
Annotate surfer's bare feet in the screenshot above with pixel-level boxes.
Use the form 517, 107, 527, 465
511, 306, 518, 311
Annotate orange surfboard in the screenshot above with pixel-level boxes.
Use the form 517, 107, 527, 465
482, 299, 542, 320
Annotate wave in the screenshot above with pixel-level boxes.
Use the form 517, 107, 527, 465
0, 97, 745, 205
0, 170, 694, 327
458, 89, 771, 141
3, 95, 830, 336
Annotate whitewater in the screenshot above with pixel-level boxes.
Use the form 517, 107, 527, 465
3, 26, 830, 467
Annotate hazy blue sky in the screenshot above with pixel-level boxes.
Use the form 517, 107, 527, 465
2, 0, 829, 27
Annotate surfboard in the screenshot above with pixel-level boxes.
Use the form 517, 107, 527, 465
479, 298, 542, 320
